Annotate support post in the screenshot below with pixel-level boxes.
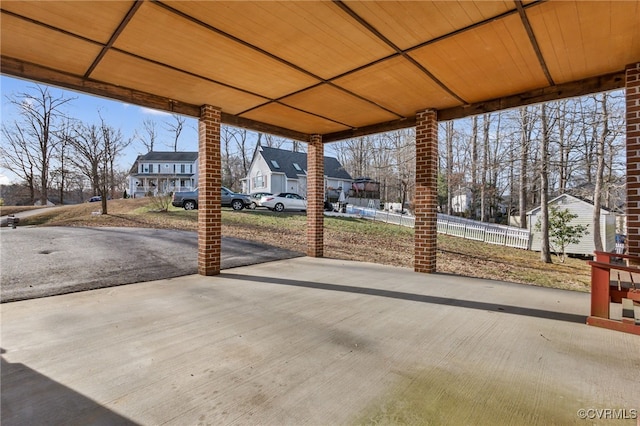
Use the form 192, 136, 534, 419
627, 63, 640, 256
198, 105, 222, 275
307, 134, 324, 257
415, 109, 438, 273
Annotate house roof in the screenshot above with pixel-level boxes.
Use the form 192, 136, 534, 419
128, 151, 198, 174
526, 193, 613, 216
259, 145, 352, 181
137, 151, 198, 162
1, 1, 637, 142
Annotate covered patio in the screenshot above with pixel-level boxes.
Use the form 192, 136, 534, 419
1, 2, 639, 423
2, 257, 638, 425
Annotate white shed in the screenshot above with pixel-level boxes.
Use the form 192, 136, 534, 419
527, 194, 616, 256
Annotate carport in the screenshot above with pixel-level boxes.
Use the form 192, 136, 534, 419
2, 3, 640, 423
2, 1, 639, 275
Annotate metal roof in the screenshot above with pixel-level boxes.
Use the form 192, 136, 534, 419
1, 1, 638, 142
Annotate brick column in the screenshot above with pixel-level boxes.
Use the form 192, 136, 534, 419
627, 63, 640, 256
415, 109, 438, 273
307, 134, 324, 257
198, 105, 222, 275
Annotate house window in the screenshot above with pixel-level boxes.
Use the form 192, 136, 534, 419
270, 160, 280, 169
293, 163, 302, 172
149, 164, 154, 173
253, 172, 264, 188
181, 164, 185, 173
189, 165, 193, 173
173, 164, 176, 173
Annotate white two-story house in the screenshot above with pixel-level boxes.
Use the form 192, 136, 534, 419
242, 144, 352, 198
128, 151, 198, 198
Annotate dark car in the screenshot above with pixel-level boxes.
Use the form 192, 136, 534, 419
171, 187, 251, 211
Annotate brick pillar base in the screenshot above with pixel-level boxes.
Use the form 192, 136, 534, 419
415, 109, 438, 273
307, 135, 324, 257
198, 105, 221, 275
627, 63, 640, 256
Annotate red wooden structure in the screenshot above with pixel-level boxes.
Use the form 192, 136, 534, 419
587, 251, 640, 335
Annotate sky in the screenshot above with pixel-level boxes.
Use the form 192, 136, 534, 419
1, 74, 202, 185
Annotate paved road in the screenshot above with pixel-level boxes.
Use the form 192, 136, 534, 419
0, 226, 302, 302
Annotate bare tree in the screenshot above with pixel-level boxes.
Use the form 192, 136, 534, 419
227, 127, 252, 177
1, 121, 38, 203
221, 126, 235, 189
258, 132, 287, 149
52, 120, 75, 204
165, 114, 186, 152
470, 116, 479, 219
5, 85, 74, 205
68, 113, 130, 210
592, 93, 610, 252
480, 114, 491, 221
69, 123, 103, 195
517, 106, 536, 228
539, 103, 552, 263
99, 114, 130, 202
136, 118, 158, 153
444, 121, 454, 214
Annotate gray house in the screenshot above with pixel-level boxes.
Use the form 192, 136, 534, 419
242, 144, 352, 197
527, 194, 616, 256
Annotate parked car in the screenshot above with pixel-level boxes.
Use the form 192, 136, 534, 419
171, 187, 251, 211
248, 192, 273, 209
88, 195, 111, 202
260, 193, 307, 212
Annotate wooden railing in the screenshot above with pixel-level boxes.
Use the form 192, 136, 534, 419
587, 251, 640, 335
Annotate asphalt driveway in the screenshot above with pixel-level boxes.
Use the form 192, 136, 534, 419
0, 226, 302, 302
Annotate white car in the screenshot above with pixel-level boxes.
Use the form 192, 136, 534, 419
260, 193, 307, 212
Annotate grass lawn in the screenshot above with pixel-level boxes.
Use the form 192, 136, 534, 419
6, 198, 591, 292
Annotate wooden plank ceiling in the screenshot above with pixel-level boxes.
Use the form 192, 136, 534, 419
1, 1, 638, 142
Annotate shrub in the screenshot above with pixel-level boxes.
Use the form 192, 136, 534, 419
148, 195, 172, 212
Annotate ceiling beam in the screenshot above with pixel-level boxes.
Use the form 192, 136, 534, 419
156, 0, 404, 124
2, 56, 626, 145
1, 55, 311, 142
222, 114, 310, 143
84, 0, 142, 79
514, 0, 554, 86
437, 71, 625, 121
333, 0, 466, 104
1, 56, 201, 117
323, 71, 626, 142
323, 118, 416, 143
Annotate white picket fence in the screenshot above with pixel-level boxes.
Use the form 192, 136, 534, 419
437, 214, 531, 250
345, 206, 531, 250
346, 205, 416, 228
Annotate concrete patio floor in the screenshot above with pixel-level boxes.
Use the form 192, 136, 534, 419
2, 257, 639, 425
